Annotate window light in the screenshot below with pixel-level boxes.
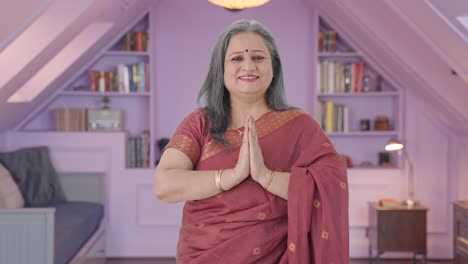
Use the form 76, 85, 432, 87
0, 0, 94, 91
8, 22, 113, 102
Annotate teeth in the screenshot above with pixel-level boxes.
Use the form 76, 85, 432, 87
239, 76, 258, 80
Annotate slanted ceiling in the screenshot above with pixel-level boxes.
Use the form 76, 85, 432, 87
0, 0, 467, 134
0, 0, 153, 132
311, 0, 468, 135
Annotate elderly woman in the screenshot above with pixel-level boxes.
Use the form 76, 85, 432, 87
154, 19, 349, 263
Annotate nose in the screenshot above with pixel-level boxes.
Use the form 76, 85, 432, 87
241, 57, 256, 71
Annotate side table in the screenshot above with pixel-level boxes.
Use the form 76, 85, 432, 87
367, 202, 428, 263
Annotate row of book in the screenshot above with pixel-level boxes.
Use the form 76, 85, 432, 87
118, 31, 149, 52
53, 108, 88, 131
126, 131, 150, 168
89, 62, 149, 93
318, 30, 337, 52
317, 60, 364, 94
316, 101, 349, 133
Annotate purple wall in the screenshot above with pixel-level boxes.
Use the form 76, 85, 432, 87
152, 0, 314, 138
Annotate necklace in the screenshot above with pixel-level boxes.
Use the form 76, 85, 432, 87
236, 128, 244, 136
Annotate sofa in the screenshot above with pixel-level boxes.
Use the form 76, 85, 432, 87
0, 146, 105, 264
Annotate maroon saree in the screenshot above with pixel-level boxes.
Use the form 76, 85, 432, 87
165, 108, 349, 263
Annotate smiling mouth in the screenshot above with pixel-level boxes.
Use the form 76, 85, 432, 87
238, 75, 259, 80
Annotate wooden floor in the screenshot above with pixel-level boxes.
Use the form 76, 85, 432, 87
106, 258, 453, 263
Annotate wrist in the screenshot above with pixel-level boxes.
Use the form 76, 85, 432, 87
261, 169, 274, 190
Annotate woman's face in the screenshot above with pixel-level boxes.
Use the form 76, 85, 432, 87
223, 32, 273, 100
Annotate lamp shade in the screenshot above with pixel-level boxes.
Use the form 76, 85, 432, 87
208, 0, 270, 10
385, 138, 404, 152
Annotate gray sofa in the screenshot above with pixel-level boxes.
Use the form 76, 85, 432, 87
0, 146, 105, 264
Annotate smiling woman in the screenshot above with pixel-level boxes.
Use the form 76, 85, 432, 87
154, 19, 349, 264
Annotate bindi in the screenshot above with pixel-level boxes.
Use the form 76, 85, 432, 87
245, 49, 248, 52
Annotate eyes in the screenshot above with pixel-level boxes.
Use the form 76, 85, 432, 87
230, 55, 266, 62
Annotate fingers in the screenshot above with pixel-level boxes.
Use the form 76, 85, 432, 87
249, 116, 257, 143
243, 114, 250, 144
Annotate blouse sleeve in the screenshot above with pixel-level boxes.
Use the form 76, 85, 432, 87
163, 109, 208, 168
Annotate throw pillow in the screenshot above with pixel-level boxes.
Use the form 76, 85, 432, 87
0, 162, 25, 209
0, 146, 67, 207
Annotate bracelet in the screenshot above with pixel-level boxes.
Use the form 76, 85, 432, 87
215, 169, 225, 192
263, 169, 274, 190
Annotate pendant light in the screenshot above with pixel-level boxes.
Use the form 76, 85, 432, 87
208, 0, 271, 10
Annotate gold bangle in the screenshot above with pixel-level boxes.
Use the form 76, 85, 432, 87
215, 169, 225, 192
263, 169, 274, 190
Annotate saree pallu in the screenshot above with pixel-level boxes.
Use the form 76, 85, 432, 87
165, 108, 349, 263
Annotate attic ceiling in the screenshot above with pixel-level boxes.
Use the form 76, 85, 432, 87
387, 0, 468, 84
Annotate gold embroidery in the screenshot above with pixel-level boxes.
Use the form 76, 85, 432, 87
257, 212, 266, 220
289, 242, 296, 252
200, 109, 306, 161
322, 142, 332, 147
321, 231, 329, 240
340, 182, 346, 189
252, 247, 261, 255
167, 134, 200, 164
314, 200, 321, 208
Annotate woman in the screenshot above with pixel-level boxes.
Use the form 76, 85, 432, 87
154, 19, 349, 263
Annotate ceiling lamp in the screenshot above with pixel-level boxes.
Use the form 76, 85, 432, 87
208, 0, 270, 10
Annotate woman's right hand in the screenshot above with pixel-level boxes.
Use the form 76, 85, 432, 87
234, 115, 250, 179
222, 115, 250, 190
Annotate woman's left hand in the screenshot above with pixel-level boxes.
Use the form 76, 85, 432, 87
248, 116, 271, 189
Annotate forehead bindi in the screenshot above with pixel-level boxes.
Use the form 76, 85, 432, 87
227, 32, 268, 54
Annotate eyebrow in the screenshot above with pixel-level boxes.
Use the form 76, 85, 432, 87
228, 49, 266, 56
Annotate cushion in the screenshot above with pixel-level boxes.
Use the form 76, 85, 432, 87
0, 163, 25, 209
0, 146, 67, 206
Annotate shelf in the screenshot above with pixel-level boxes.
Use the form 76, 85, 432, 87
318, 52, 361, 57
103, 51, 149, 56
317, 92, 399, 97
327, 131, 398, 137
60, 91, 150, 97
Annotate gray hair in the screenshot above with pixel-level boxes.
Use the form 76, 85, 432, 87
198, 19, 292, 146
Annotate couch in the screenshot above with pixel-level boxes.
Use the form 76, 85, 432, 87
0, 146, 105, 264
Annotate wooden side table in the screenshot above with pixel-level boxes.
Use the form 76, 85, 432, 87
367, 202, 428, 264
453, 200, 468, 264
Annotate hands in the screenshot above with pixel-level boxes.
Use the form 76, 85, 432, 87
247, 116, 272, 189
226, 114, 272, 191
231, 113, 271, 185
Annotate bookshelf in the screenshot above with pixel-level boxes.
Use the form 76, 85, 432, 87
315, 17, 402, 168
19, 13, 153, 169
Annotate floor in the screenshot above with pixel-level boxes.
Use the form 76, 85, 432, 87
106, 258, 453, 264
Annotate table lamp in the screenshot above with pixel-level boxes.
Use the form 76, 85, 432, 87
384, 138, 415, 207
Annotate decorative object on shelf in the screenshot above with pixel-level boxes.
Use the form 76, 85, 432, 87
359, 118, 370, 131
359, 160, 375, 168
376, 75, 383, 92
87, 96, 123, 131
374, 115, 390, 131
208, 0, 270, 10
384, 138, 415, 207
362, 75, 370, 92
378, 151, 391, 167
